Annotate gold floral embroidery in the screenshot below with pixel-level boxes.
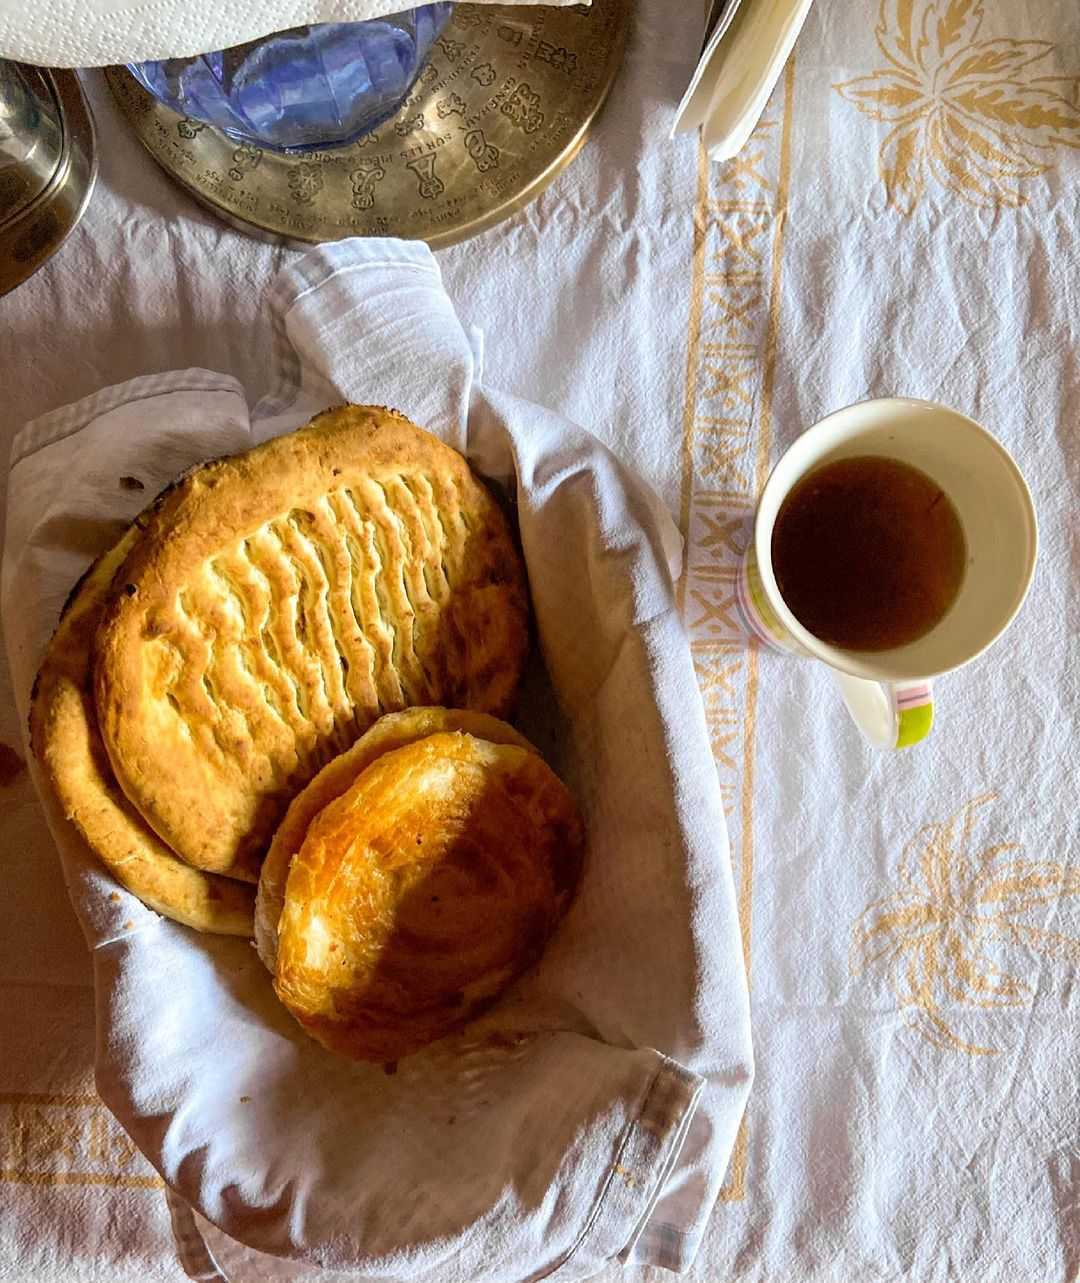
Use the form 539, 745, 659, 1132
834, 0, 1080, 212
851, 794, 1080, 1055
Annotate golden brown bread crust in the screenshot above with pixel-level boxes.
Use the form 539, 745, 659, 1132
29, 529, 256, 937
274, 732, 583, 1062
254, 707, 537, 971
93, 406, 530, 882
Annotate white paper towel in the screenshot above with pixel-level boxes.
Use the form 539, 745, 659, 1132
0, 0, 581, 69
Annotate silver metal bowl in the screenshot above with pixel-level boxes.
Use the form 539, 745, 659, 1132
0, 62, 97, 297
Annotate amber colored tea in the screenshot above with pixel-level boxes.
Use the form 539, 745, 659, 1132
771, 455, 967, 651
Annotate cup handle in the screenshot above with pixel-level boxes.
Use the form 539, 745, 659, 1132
830, 671, 934, 750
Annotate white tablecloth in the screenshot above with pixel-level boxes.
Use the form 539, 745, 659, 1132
3, 0, 1080, 1278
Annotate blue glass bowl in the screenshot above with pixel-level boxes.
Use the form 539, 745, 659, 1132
128, 5, 453, 153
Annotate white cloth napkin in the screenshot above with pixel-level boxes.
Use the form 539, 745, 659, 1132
672, 0, 815, 160
2, 237, 752, 1280
0, 0, 579, 67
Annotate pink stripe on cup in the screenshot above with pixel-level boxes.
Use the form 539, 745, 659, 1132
895, 683, 932, 709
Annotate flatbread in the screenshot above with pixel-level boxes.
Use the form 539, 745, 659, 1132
29, 528, 256, 937
93, 406, 530, 882
254, 707, 537, 970
273, 732, 584, 1062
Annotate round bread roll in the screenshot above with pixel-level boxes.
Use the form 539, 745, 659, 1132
29, 528, 256, 937
255, 706, 537, 970
274, 731, 583, 1062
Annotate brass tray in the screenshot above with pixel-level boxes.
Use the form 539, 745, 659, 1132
105, 0, 630, 249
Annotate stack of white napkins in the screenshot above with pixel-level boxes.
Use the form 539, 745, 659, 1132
673, 0, 815, 160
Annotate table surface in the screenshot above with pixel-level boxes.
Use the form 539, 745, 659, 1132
2, 0, 1079, 1279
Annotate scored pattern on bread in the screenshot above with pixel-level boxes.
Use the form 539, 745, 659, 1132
94, 406, 530, 883
29, 527, 256, 937
163, 474, 507, 784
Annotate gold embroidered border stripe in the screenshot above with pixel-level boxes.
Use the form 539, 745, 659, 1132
0, 1170, 164, 1189
679, 54, 797, 1204
0, 1092, 100, 1108
677, 133, 710, 590
1, 1092, 158, 1187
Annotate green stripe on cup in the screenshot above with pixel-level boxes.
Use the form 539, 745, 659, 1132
896, 701, 933, 748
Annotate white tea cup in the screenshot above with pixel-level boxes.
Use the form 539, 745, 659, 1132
736, 398, 1038, 749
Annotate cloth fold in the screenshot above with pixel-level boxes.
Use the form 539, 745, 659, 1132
2, 238, 752, 1281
